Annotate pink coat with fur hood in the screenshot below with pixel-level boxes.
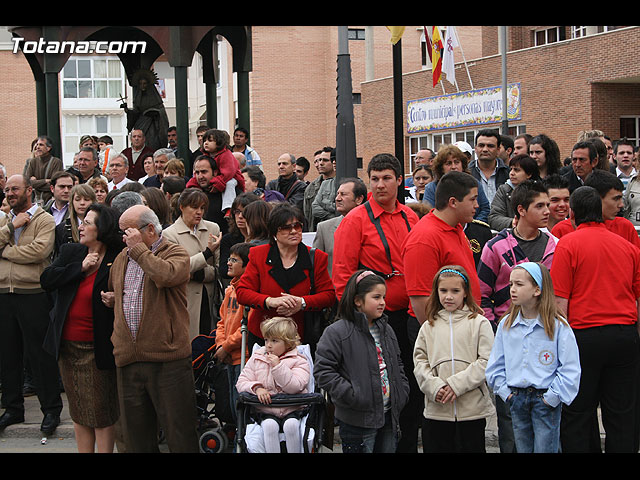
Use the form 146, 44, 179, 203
236, 346, 310, 417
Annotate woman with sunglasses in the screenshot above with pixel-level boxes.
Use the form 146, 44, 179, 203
236, 202, 336, 352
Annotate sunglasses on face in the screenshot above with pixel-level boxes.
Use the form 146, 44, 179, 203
277, 222, 303, 233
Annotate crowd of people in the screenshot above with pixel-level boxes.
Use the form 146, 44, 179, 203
1, 123, 640, 454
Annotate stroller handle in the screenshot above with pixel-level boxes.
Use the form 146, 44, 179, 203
237, 392, 325, 407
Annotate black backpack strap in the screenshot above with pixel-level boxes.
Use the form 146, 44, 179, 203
308, 247, 316, 294
363, 201, 411, 278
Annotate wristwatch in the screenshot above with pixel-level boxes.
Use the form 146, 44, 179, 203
300, 297, 307, 310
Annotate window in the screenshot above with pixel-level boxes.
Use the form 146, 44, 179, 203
348, 28, 365, 41
63, 58, 125, 99
571, 26, 588, 39
62, 114, 126, 166
534, 27, 565, 46
620, 117, 640, 146
572, 26, 620, 39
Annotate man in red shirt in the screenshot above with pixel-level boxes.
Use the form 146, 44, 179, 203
551, 186, 640, 453
332, 153, 419, 452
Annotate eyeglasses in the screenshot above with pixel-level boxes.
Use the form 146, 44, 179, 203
277, 222, 303, 233
227, 257, 241, 264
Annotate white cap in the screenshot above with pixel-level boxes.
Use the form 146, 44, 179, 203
453, 141, 473, 154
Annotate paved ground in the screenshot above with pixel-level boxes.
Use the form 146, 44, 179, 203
0, 391, 502, 453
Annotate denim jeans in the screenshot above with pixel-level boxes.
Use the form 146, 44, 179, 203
338, 411, 397, 453
508, 387, 561, 453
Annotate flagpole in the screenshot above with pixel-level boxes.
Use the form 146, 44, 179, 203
392, 37, 405, 203
500, 26, 508, 135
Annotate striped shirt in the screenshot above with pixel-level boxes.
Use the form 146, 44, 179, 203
122, 235, 164, 339
369, 321, 391, 411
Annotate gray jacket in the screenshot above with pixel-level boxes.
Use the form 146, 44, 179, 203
488, 181, 515, 231
314, 310, 409, 435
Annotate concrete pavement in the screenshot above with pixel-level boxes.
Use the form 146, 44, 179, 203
0, 390, 502, 453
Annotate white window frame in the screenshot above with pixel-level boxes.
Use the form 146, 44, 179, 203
62, 56, 125, 101
571, 26, 588, 39
61, 114, 127, 167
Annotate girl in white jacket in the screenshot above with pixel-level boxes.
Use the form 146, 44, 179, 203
413, 265, 495, 453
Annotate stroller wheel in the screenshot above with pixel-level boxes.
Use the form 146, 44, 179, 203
199, 429, 227, 453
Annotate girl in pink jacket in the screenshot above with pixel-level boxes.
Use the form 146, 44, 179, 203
236, 317, 310, 453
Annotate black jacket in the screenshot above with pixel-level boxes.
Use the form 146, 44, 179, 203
314, 310, 409, 433
40, 242, 120, 370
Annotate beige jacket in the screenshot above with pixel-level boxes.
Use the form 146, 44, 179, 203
413, 306, 495, 422
0, 207, 55, 293
162, 216, 221, 339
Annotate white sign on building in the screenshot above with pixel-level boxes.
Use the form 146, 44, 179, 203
407, 83, 522, 134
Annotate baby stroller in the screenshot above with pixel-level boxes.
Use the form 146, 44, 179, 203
234, 319, 327, 453
191, 331, 236, 453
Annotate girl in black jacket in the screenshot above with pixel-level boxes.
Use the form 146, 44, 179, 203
313, 269, 409, 453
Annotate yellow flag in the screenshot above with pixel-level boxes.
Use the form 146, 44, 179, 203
386, 26, 405, 45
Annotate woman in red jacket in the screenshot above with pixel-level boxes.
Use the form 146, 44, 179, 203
236, 202, 336, 351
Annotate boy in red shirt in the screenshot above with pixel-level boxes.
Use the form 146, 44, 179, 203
403, 170, 481, 326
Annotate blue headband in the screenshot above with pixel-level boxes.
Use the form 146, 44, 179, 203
440, 268, 468, 285
516, 262, 543, 291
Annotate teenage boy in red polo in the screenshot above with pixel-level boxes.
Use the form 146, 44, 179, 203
551, 186, 640, 453
403, 170, 481, 326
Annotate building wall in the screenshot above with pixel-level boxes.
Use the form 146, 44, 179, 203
0, 50, 38, 177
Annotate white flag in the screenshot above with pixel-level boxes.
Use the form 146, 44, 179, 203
442, 26, 459, 85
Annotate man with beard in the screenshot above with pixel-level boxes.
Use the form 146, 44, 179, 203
0, 175, 62, 436
186, 155, 229, 235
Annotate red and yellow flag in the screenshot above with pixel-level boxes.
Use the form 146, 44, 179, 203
431, 26, 444, 87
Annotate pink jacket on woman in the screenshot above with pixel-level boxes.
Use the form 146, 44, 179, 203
236, 346, 310, 417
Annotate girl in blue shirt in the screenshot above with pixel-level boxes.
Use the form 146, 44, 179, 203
485, 262, 581, 453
